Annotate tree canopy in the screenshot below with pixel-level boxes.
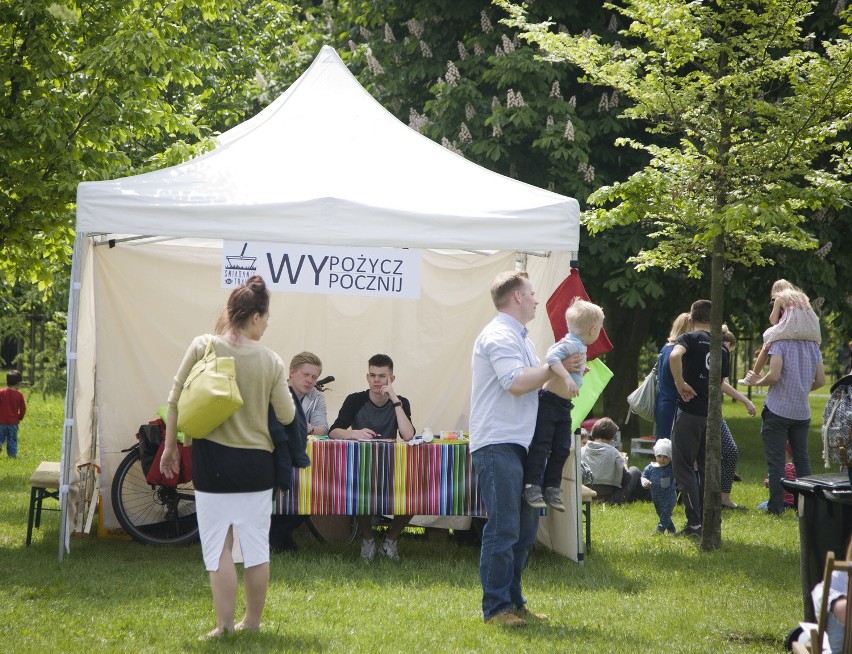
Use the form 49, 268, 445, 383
2, 0, 849, 406
0, 0, 319, 289
500, 0, 852, 274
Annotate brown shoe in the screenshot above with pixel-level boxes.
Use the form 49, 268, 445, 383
485, 610, 527, 628
514, 606, 550, 622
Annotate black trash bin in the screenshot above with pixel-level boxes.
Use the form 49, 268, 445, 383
782, 472, 852, 622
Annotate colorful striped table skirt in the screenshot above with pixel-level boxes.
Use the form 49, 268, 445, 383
273, 440, 485, 516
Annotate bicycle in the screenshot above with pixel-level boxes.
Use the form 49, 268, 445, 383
111, 441, 199, 546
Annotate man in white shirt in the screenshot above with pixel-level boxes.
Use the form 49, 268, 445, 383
470, 271, 580, 627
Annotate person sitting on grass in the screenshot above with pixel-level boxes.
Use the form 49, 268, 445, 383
811, 562, 849, 653
758, 442, 797, 511
582, 417, 647, 504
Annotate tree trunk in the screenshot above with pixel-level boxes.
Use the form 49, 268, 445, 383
600, 303, 651, 442
702, 235, 726, 551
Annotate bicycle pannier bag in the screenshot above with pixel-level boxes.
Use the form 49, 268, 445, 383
146, 439, 193, 486
177, 337, 243, 438
137, 421, 164, 477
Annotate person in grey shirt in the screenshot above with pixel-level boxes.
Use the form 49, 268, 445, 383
329, 354, 415, 562
288, 351, 329, 436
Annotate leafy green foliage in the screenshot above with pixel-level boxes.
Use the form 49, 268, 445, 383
323, 1, 714, 427
0, 0, 319, 289
1, 1, 325, 388
328, 0, 646, 204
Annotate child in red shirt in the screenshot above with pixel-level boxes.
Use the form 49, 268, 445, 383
0, 370, 26, 458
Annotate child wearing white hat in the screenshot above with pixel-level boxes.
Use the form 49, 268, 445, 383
641, 438, 677, 534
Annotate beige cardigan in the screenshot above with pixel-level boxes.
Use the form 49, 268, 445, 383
168, 334, 295, 451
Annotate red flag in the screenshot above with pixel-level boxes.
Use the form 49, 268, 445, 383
545, 268, 613, 361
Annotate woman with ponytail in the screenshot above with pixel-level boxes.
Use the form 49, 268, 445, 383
160, 275, 295, 639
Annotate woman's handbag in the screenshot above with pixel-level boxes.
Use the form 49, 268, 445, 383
146, 439, 193, 486
626, 365, 657, 423
177, 337, 244, 438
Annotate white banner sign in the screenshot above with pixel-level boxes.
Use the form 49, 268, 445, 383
222, 241, 421, 299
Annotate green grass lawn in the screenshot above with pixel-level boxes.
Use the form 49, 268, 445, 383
0, 392, 836, 653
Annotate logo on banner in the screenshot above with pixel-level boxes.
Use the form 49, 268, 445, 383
222, 242, 421, 299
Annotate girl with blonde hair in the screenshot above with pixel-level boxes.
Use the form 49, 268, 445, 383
741, 280, 821, 385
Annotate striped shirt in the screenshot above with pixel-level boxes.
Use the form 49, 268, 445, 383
764, 339, 822, 421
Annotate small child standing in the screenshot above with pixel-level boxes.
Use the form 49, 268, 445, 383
759, 442, 797, 511
641, 438, 677, 534
523, 299, 604, 512
0, 370, 27, 458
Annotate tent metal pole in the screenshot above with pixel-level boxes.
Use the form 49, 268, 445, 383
58, 233, 85, 562
572, 431, 584, 566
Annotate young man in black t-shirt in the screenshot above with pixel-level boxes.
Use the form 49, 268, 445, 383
668, 300, 730, 538
329, 354, 415, 561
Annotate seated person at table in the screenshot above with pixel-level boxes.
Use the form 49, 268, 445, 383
269, 351, 330, 552
289, 351, 329, 437
329, 353, 415, 562
581, 417, 647, 504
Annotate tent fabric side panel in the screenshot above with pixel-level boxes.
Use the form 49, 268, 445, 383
90, 242, 554, 530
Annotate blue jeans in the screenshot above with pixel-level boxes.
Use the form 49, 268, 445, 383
761, 406, 811, 514
471, 443, 540, 621
0, 424, 18, 457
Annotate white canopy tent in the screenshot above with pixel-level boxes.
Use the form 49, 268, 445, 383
62, 46, 581, 559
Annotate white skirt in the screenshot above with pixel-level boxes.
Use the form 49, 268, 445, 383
195, 489, 272, 571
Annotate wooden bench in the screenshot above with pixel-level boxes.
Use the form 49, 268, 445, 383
27, 461, 61, 546
630, 437, 657, 456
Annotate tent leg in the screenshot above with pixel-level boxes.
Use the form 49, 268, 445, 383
58, 233, 86, 562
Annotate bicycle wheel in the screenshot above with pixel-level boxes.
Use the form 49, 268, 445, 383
111, 447, 199, 546
306, 515, 358, 544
